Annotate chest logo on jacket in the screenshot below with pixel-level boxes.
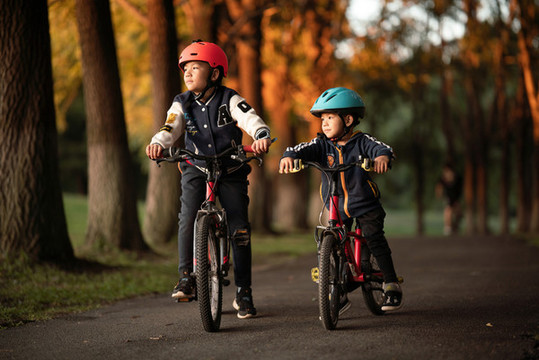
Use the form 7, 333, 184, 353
218, 104, 234, 127
327, 154, 335, 168
185, 113, 198, 136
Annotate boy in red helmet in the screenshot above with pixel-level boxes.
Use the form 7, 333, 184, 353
146, 40, 272, 319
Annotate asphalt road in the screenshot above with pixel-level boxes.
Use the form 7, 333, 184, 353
1, 234, 538, 360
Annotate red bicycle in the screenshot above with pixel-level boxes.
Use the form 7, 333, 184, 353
155, 143, 261, 332
285, 156, 400, 330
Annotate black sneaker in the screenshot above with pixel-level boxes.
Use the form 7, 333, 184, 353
232, 287, 257, 319
381, 282, 402, 311
171, 271, 195, 299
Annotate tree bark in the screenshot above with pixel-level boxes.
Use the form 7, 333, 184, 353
515, 75, 532, 232
0, 0, 74, 261
75, 0, 148, 251
225, 0, 272, 232
264, 63, 308, 230
513, 0, 539, 232
144, 0, 182, 245
493, 24, 510, 234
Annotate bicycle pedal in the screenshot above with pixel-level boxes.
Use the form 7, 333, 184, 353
176, 297, 195, 303
311, 267, 319, 283
398, 276, 404, 284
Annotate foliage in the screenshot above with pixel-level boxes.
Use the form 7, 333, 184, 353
45, 0, 537, 236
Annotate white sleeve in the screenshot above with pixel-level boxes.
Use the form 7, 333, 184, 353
149, 101, 185, 148
229, 94, 270, 140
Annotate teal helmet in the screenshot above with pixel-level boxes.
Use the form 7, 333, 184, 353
310, 87, 365, 120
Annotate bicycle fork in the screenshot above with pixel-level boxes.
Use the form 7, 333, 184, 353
192, 209, 231, 285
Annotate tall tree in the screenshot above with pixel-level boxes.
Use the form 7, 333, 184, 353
225, 0, 272, 231
461, 0, 492, 234
493, 15, 511, 234
512, 0, 539, 232
0, 0, 74, 261
75, 0, 147, 251
144, 0, 183, 245
262, 5, 309, 230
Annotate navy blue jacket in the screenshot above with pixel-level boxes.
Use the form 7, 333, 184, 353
282, 132, 394, 218
151, 86, 270, 169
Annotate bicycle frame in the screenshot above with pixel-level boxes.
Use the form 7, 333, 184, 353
192, 164, 229, 278
312, 162, 383, 286
156, 144, 262, 283
284, 157, 390, 328
155, 143, 265, 331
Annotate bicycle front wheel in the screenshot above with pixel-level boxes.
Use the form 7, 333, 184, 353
195, 214, 223, 332
318, 234, 342, 330
361, 248, 385, 316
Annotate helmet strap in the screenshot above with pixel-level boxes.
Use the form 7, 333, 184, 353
194, 84, 214, 102
194, 68, 220, 102
329, 115, 353, 142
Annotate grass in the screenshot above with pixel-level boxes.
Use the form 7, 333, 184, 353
0, 252, 176, 329
0, 193, 522, 329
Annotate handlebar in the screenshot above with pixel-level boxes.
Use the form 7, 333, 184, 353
154, 144, 262, 167
281, 156, 375, 174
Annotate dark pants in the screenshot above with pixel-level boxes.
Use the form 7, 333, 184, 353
177, 163, 252, 288
345, 207, 398, 283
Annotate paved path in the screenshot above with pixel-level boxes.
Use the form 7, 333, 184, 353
1, 235, 538, 359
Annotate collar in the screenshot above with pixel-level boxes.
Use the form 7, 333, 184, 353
193, 87, 218, 105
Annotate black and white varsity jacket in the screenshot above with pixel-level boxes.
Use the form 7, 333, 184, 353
150, 86, 270, 169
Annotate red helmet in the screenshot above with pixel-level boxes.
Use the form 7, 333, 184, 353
178, 41, 228, 77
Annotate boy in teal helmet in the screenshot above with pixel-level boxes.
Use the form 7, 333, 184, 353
280, 87, 402, 312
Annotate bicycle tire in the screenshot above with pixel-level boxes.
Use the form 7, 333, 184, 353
318, 234, 342, 330
195, 214, 223, 332
361, 249, 385, 316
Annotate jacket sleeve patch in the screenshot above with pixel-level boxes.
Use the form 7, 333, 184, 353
160, 125, 173, 133
237, 101, 252, 113
166, 113, 177, 124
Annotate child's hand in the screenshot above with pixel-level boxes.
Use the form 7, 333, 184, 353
146, 144, 163, 159
373, 155, 390, 174
279, 157, 295, 174
251, 138, 272, 155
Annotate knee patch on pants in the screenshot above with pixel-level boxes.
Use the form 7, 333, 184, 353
232, 228, 250, 246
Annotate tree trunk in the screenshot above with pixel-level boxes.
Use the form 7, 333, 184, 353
0, 0, 74, 262
514, 2, 539, 232
75, 0, 147, 251
265, 68, 308, 230
180, 0, 215, 41
226, 0, 271, 232
413, 141, 425, 236
144, 0, 182, 245
515, 75, 532, 232
461, 0, 479, 235
493, 26, 510, 234
439, 66, 455, 163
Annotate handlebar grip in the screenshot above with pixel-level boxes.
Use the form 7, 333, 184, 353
361, 159, 373, 172
287, 159, 304, 173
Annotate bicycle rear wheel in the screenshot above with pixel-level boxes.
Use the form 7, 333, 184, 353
361, 248, 385, 316
318, 234, 342, 330
195, 214, 223, 332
